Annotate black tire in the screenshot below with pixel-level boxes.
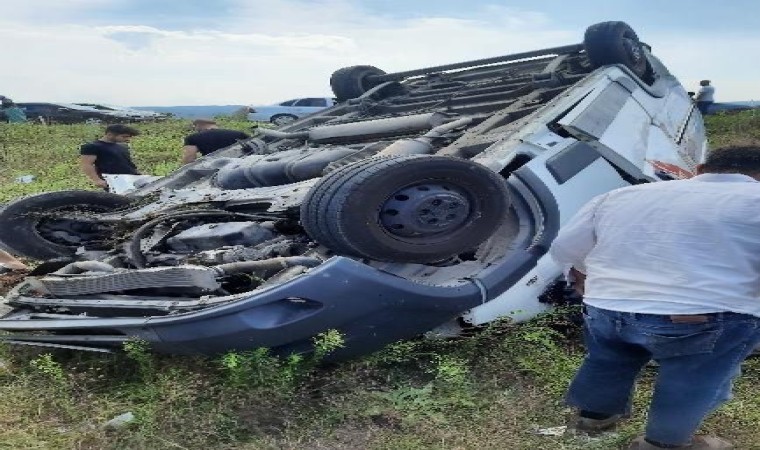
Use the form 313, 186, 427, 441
330, 65, 386, 102
0, 190, 132, 260
584, 21, 652, 81
300, 155, 510, 263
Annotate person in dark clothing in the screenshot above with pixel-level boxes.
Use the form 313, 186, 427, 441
79, 124, 140, 189
182, 118, 249, 164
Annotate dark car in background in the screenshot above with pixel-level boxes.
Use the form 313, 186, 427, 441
17, 102, 133, 124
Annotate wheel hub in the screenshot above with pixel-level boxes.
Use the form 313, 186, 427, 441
380, 183, 471, 237
623, 37, 642, 63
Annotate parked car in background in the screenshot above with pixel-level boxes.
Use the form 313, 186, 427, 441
17, 102, 133, 124
247, 97, 336, 125
75, 103, 169, 121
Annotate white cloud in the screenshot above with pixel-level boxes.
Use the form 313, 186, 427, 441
1, 0, 124, 22
0, 1, 757, 105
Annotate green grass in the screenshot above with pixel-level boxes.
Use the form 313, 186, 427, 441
1, 112, 760, 449
704, 109, 760, 147
0, 118, 253, 203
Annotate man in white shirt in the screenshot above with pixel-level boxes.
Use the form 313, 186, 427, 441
550, 146, 760, 450
695, 80, 716, 115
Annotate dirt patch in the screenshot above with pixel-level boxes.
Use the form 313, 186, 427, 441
0, 271, 27, 296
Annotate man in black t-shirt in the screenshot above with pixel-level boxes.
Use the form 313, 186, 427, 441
79, 124, 140, 189
182, 118, 249, 164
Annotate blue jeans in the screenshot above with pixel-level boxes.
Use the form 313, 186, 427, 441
567, 305, 760, 446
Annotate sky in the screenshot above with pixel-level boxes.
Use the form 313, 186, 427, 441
1, 0, 759, 106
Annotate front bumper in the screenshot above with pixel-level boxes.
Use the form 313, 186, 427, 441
0, 257, 482, 359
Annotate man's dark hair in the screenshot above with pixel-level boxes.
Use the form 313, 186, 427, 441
105, 124, 140, 136
702, 146, 760, 175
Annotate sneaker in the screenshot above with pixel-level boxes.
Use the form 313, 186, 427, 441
627, 435, 734, 449
573, 413, 624, 433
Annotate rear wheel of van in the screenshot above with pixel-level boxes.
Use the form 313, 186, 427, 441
330, 65, 386, 102
0, 190, 132, 260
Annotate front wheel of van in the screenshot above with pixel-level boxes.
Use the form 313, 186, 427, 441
584, 21, 654, 83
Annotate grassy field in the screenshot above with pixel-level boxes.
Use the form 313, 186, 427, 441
0, 112, 759, 450
0, 118, 254, 203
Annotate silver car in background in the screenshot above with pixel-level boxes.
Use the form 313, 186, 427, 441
247, 97, 337, 125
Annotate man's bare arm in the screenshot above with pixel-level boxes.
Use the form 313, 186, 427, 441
182, 145, 199, 164
0, 248, 28, 271
79, 155, 107, 188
